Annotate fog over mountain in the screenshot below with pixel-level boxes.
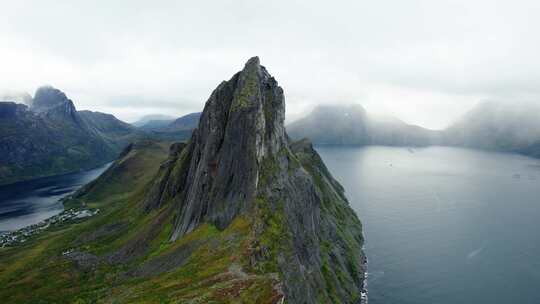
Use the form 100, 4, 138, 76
290, 101, 540, 158
131, 114, 176, 128
288, 104, 438, 146
3, 1, 540, 128
0, 91, 32, 106
443, 100, 540, 156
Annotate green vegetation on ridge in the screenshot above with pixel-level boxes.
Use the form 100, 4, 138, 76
0, 140, 281, 303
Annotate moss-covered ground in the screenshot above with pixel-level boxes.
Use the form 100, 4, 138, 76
0, 140, 281, 303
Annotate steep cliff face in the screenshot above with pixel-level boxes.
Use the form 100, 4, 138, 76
143, 57, 366, 303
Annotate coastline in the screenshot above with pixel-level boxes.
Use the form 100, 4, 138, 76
0, 207, 99, 247
0, 162, 112, 232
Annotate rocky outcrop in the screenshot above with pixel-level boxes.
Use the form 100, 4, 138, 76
141, 142, 187, 212
167, 56, 288, 238
143, 57, 366, 303
31, 86, 72, 113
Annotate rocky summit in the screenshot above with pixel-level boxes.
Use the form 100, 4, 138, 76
0, 57, 366, 303
143, 57, 367, 302
31, 86, 74, 113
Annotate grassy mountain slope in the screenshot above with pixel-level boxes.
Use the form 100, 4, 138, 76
0, 58, 366, 303
0, 139, 285, 303
0, 140, 171, 302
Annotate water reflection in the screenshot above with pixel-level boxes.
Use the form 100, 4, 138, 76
317, 146, 540, 304
0, 163, 111, 231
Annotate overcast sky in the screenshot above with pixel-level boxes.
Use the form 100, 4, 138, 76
2, 0, 540, 129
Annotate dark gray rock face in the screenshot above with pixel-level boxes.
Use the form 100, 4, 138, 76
31, 86, 72, 113
275, 139, 366, 303
170, 56, 287, 238
143, 57, 366, 303
141, 142, 187, 212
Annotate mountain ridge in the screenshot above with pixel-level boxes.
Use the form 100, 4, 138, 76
288, 101, 540, 159
0, 86, 139, 185
132, 114, 176, 128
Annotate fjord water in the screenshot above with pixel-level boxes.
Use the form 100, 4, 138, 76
0, 163, 111, 232
317, 146, 540, 304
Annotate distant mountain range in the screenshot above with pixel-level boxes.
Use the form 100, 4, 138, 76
287, 104, 438, 146
131, 114, 176, 128
0, 86, 139, 185
134, 112, 201, 141
442, 101, 540, 157
288, 101, 540, 158
4, 85, 540, 186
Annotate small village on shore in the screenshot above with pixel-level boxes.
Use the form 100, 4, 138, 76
0, 208, 99, 248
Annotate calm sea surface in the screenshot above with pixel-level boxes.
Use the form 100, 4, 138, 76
317, 146, 540, 304
1, 147, 539, 302
0, 163, 111, 232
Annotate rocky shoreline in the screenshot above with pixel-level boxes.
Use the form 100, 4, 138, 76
0, 208, 99, 247
361, 254, 369, 304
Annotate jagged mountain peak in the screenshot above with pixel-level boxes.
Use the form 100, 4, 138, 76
165, 56, 287, 238
32, 85, 74, 113
140, 57, 365, 303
